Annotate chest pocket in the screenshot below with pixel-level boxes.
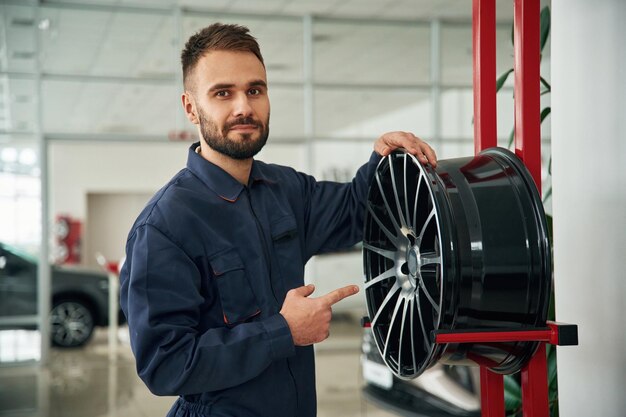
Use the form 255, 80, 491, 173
209, 248, 260, 325
270, 215, 303, 291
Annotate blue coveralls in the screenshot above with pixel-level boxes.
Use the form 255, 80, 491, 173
119, 142, 381, 417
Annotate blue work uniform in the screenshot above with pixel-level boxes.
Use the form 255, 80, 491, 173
119, 142, 381, 417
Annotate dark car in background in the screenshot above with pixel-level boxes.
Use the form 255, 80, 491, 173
0, 242, 123, 348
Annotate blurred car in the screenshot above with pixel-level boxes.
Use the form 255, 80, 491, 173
0, 242, 124, 348
361, 329, 481, 417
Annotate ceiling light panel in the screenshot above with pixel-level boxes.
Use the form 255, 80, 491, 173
43, 0, 176, 7
39, 6, 175, 78
1, 5, 37, 73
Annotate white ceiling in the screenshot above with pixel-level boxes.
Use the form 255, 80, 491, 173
38, 0, 534, 21
0, 0, 550, 143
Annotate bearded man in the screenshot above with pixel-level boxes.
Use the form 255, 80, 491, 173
120, 22, 437, 417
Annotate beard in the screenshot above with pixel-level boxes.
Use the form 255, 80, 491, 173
197, 108, 269, 160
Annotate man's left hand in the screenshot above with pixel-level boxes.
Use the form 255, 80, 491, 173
374, 131, 437, 168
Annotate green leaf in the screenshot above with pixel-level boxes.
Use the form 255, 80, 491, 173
540, 76, 551, 91
497, 68, 515, 92
551, 398, 560, 417
540, 7, 551, 52
542, 186, 553, 204
504, 374, 522, 411
548, 156, 552, 175
548, 346, 558, 387
541, 107, 551, 123
547, 276, 556, 319
507, 127, 515, 149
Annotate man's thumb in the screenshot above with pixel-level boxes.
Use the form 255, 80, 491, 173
291, 284, 315, 297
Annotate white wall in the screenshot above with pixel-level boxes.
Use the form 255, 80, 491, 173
49, 141, 189, 219
49, 141, 307, 219
552, 1, 626, 415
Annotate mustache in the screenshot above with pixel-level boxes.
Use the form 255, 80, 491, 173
224, 117, 263, 131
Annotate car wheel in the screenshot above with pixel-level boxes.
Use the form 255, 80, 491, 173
50, 300, 95, 348
363, 149, 551, 378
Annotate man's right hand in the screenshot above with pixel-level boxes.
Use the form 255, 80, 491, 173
279, 284, 359, 346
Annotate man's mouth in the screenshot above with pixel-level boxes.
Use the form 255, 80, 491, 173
225, 117, 262, 135
229, 124, 259, 132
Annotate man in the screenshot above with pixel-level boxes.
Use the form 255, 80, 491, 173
119, 23, 437, 417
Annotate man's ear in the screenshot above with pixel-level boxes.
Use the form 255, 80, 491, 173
182, 92, 199, 125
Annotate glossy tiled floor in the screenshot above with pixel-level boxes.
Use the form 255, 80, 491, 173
0, 316, 396, 417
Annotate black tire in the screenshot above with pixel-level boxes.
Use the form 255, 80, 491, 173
50, 299, 95, 348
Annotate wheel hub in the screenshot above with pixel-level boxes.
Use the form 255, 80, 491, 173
407, 245, 420, 279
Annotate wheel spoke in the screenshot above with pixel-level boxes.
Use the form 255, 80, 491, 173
409, 296, 417, 373
376, 168, 402, 234
388, 155, 407, 228
382, 293, 404, 361
365, 267, 396, 289
420, 252, 441, 267
371, 281, 401, 327
418, 208, 436, 242
412, 171, 424, 232
398, 297, 409, 372
367, 203, 399, 247
403, 154, 412, 228
414, 291, 431, 350
418, 278, 440, 314
363, 242, 396, 261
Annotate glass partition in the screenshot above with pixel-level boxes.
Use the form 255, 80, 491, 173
0, 138, 41, 366
182, 14, 304, 83
315, 88, 431, 139
441, 23, 515, 87
41, 80, 177, 137
314, 20, 430, 85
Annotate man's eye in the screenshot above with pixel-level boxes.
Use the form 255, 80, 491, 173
216, 91, 229, 97
248, 88, 260, 95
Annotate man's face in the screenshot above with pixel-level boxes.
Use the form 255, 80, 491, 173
184, 50, 270, 160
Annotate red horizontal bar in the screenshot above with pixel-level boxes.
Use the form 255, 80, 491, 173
435, 328, 553, 344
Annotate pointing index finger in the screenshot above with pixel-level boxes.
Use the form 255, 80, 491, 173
319, 285, 360, 306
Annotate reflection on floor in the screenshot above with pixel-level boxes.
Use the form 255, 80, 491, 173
0, 315, 396, 417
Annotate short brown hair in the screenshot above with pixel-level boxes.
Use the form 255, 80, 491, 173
181, 23, 264, 89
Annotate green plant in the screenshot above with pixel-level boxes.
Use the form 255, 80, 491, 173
496, 6, 553, 203
498, 6, 558, 417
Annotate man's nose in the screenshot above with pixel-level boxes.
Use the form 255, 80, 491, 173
232, 93, 253, 118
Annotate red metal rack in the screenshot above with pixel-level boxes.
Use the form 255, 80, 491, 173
433, 323, 578, 417
470, 0, 579, 416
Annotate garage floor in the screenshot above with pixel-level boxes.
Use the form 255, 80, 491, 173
0, 315, 397, 417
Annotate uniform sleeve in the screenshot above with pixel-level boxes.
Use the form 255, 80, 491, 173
119, 223, 295, 396
299, 151, 381, 260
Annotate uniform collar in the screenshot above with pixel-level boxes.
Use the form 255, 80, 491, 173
186, 142, 270, 203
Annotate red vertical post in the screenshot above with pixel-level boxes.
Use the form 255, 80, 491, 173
473, 0, 498, 154
480, 367, 505, 417
521, 344, 550, 417
513, 0, 542, 193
